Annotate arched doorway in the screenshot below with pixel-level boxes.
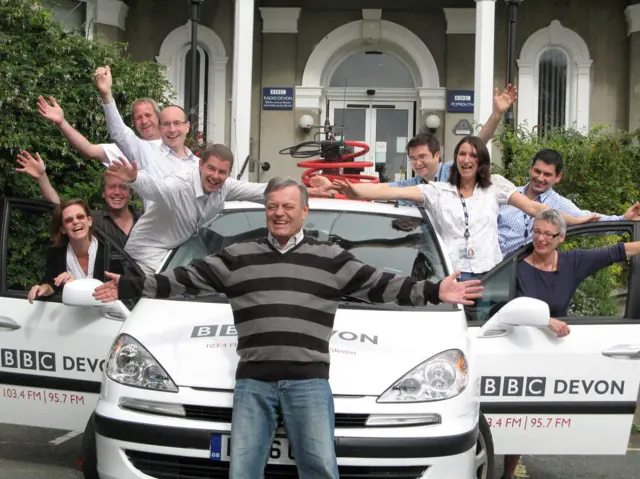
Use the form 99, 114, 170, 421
295, 19, 444, 181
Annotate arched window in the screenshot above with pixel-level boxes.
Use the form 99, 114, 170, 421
537, 48, 568, 132
517, 20, 592, 133
329, 52, 415, 88
184, 46, 210, 139
156, 22, 227, 144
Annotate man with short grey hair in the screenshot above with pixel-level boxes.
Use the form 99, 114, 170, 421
93, 175, 484, 479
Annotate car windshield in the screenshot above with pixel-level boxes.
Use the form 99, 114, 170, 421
163, 208, 448, 310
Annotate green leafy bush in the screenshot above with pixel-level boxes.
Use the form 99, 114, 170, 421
0, 0, 173, 289
496, 126, 639, 317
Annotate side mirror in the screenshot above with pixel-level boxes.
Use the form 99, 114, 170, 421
478, 297, 550, 338
62, 278, 105, 307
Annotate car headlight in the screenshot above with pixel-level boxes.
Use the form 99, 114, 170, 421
377, 349, 468, 403
106, 334, 178, 392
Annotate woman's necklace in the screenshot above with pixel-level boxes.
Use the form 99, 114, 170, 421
532, 251, 556, 272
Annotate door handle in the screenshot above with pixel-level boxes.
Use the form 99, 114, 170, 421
602, 345, 640, 358
0, 317, 22, 330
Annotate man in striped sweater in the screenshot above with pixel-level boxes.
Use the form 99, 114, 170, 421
93, 176, 483, 479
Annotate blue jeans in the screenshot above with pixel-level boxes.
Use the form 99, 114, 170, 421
229, 378, 339, 479
459, 271, 485, 282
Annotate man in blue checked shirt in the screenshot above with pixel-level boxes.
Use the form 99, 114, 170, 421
389, 85, 518, 205
498, 148, 640, 257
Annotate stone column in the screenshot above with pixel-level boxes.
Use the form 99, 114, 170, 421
626, 3, 640, 130
473, 0, 496, 136
230, 0, 255, 181
92, 0, 129, 42
257, 7, 301, 182
443, 7, 476, 162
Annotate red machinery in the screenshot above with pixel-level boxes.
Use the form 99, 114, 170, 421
279, 139, 379, 194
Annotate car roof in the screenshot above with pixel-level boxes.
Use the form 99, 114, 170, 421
223, 198, 425, 217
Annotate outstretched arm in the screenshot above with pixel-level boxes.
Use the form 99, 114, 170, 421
624, 241, 640, 258
106, 159, 178, 205
507, 192, 599, 226
335, 251, 483, 306
15, 151, 60, 204
37, 96, 108, 163
332, 180, 424, 204
93, 255, 231, 302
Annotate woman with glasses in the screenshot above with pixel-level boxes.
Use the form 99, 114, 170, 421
501, 208, 640, 479
28, 199, 105, 304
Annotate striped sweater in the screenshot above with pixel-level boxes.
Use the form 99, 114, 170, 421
118, 236, 442, 381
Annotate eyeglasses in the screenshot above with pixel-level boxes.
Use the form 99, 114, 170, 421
532, 229, 561, 239
160, 120, 187, 128
63, 213, 87, 224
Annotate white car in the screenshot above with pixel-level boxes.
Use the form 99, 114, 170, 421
1, 196, 639, 479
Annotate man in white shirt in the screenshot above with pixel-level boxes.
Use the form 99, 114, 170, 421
108, 144, 332, 274
36, 94, 162, 165
95, 65, 200, 180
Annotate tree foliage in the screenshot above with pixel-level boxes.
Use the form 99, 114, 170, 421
0, 0, 173, 205
0, 0, 172, 289
496, 126, 640, 316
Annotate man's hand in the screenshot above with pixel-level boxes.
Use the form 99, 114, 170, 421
493, 84, 518, 115
16, 151, 46, 179
438, 271, 484, 306
93, 272, 121, 303
623, 202, 640, 221
37, 96, 65, 126
106, 158, 138, 183
94, 65, 113, 98
309, 175, 332, 191
548, 317, 571, 337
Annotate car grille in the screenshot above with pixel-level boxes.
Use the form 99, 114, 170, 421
183, 405, 369, 428
126, 450, 427, 478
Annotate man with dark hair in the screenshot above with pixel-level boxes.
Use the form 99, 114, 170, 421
16, 151, 139, 249
107, 147, 332, 273
92, 176, 484, 479
388, 85, 518, 205
498, 148, 640, 257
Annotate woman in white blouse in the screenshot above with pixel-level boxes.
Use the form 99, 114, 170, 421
334, 136, 597, 281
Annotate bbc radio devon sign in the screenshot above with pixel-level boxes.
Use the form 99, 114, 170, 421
262, 87, 294, 110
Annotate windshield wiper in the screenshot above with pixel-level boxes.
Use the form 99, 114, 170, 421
341, 295, 371, 304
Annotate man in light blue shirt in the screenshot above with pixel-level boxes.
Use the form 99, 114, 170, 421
498, 149, 640, 257
389, 85, 518, 205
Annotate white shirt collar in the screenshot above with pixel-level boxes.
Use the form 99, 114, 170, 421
268, 230, 305, 253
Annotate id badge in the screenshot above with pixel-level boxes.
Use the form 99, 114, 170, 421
457, 244, 475, 259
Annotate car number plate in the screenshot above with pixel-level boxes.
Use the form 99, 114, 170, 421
210, 434, 295, 465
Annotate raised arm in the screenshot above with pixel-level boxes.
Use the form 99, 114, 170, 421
507, 191, 599, 226
477, 84, 518, 144
332, 180, 424, 203
93, 254, 231, 302
37, 96, 108, 163
95, 66, 147, 167
15, 151, 60, 204
335, 251, 482, 306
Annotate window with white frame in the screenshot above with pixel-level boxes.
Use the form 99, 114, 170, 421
184, 46, 210, 139
42, 0, 94, 37
156, 22, 227, 144
537, 48, 568, 132
517, 20, 592, 133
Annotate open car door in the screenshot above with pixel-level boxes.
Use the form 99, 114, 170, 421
468, 221, 640, 455
0, 197, 141, 431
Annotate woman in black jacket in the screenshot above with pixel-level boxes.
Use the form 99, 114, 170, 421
28, 198, 105, 303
